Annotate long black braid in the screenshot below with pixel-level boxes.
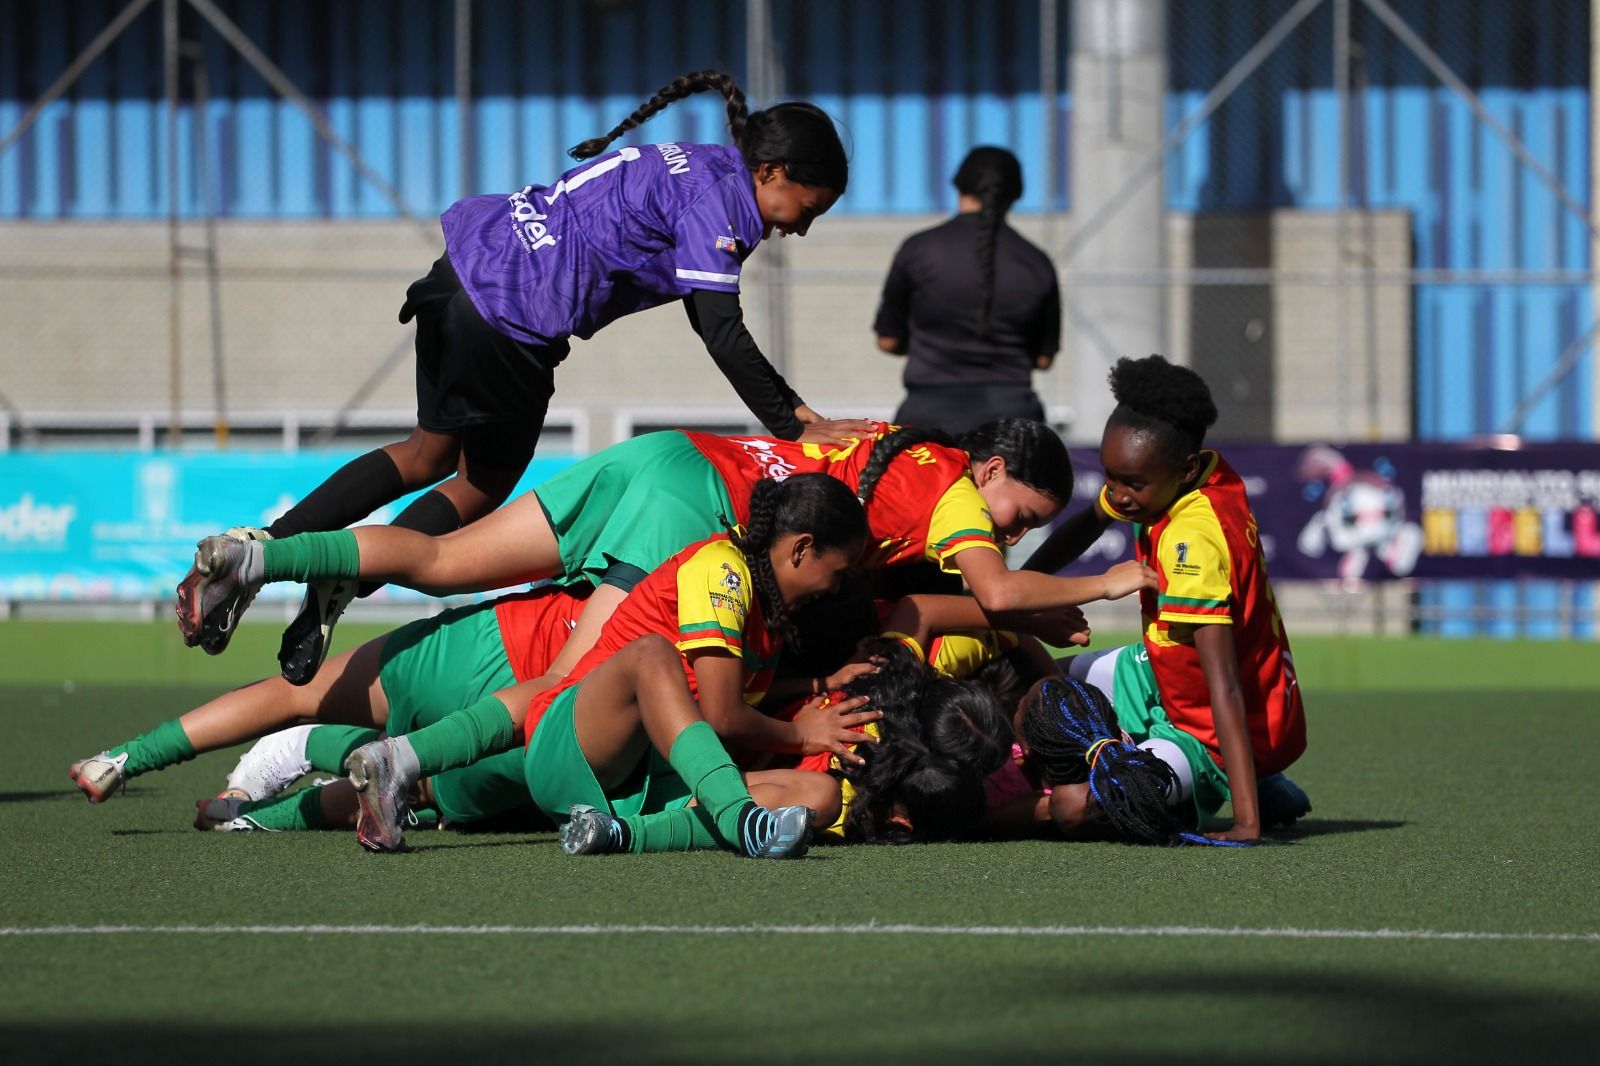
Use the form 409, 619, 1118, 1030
568, 71, 848, 194
953, 147, 1024, 339
569, 70, 748, 160
728, 474, 867, 656
855, 418, 1072, 509
1020, 677, 1189, 846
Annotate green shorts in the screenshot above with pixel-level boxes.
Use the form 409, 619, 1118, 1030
1109, 643, 1232, 827
522, 684, 693, 822
532, 431, 736, 589
377, 600, 534, 826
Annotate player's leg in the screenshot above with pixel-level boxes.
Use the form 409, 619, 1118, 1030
276, 419, 542, 685
556, 635, 814, 858
216, 723, 381, 803
69, 636, 392, 803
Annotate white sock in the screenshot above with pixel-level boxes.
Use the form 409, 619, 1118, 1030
390, 735, 422, 782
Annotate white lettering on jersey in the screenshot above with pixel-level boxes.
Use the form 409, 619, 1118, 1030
729, 438, 797, 481
508, 147, 643, 254
656, 142, 691, 175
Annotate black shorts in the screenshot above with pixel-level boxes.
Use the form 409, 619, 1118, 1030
401, 255, 569, 467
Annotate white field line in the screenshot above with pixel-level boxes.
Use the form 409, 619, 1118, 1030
2, 923, 1598, 943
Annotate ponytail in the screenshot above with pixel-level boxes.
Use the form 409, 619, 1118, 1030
953, 147, 1024, 339
568, 70, 848, 196
569, 69, 749, 160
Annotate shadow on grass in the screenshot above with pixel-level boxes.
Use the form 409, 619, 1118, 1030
0, 790, 81, 804
1272, 818, 1408, 839
3, 963, 1597, 1066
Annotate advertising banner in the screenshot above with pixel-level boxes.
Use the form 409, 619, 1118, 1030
1057, 441, 1600, 582
0, 451, 581, 602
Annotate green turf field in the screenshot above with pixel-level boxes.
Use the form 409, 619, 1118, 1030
4, 621, 1598, 1064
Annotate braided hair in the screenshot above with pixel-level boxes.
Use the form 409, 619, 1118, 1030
1106, 355, 1219, 468
729, 474, 867, 654
569, 70, 848, 193
1020, 677, 1189, 846
855, 419, 1072, 510
953, 147, 1024, 339
841, 638, 1013, 844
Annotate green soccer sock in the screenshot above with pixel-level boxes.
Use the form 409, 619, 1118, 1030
401, 695, 516, 777
621, 805, 722, 853
234, 787, 332, 832
304, 725, 380, 773
107, 719, 196, 777
260, 530, 361, 584
665, 721, 755, 851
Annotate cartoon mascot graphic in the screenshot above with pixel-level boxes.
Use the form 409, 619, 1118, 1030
1296, 445, 1424, 580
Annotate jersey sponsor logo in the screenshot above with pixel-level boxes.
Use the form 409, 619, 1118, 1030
728, 438, 798, 481
1170, 539, 1201, 577
655, 142, 692, 175
715, 234, 739, 255
509, 147, 643, 253
719, 562, 744, 595
507, 186, 558, 252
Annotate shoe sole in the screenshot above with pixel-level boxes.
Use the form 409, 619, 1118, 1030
178, 538, 251, 656
347, 750, 410, 853
279, 581, 355, 686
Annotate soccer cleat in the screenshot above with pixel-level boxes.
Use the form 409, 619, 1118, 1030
192, 793, 271, 832
278, 578, 358, 686
1257, 772, 1313, 829
740, 804, 816, 859
176, 534, 264, 654
559, 804, 627, 856
224, 725, 314, 800
345, 740, 414, 853
69, 752, 130, 803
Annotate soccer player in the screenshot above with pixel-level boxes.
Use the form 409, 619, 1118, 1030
1023, 355, 1310, 843
72, 582, 588, 820
178, 418, 1151, 684
339, 474, 878, 852
177, 68, 873, 685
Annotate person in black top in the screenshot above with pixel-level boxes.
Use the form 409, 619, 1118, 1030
873, 147, 1061, 434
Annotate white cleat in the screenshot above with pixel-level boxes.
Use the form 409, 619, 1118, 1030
69, 752, 129, 803
224, 725, 315, 800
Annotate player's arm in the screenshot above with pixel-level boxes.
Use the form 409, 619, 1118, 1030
872, 241, 913, 355
1193, 622, 1260, 843
1030, 268, 1062, 372
880, 593, 1091, 652
690, 650, 877, 762
955, 546, 1153, 614
683, 289, 806, 439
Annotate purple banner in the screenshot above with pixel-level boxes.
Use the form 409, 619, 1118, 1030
1055, 440, 1600, 582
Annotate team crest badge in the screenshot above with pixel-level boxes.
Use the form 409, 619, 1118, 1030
715, 234, 739, 255
1176, 542, 1189, 564
719, 562, 743, 594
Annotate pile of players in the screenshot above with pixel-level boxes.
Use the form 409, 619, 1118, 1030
70, 353, 1309, 857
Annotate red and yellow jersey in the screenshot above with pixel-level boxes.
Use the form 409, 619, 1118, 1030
524, 535, 784, 741
681, 422, 1001, 571
1100, 451, 1306, 774
492, 585, 592, 682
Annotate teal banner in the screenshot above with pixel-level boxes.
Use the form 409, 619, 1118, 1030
0, 451, 582, 602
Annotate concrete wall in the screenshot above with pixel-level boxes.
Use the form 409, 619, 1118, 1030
0, 210, 1411, 450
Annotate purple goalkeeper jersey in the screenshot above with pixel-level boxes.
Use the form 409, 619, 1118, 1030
440, 142, 765, 345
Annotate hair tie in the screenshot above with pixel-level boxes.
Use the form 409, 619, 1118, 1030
1084, 737, 1117, 768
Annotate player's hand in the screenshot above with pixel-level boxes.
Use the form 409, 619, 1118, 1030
1000, 605, 1092, 648
1206, 820, 1260, 844
822, 659, 880, 692
791, 694, 880, 764
795, 412, 878, 447
1100, 558, 1158, 600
